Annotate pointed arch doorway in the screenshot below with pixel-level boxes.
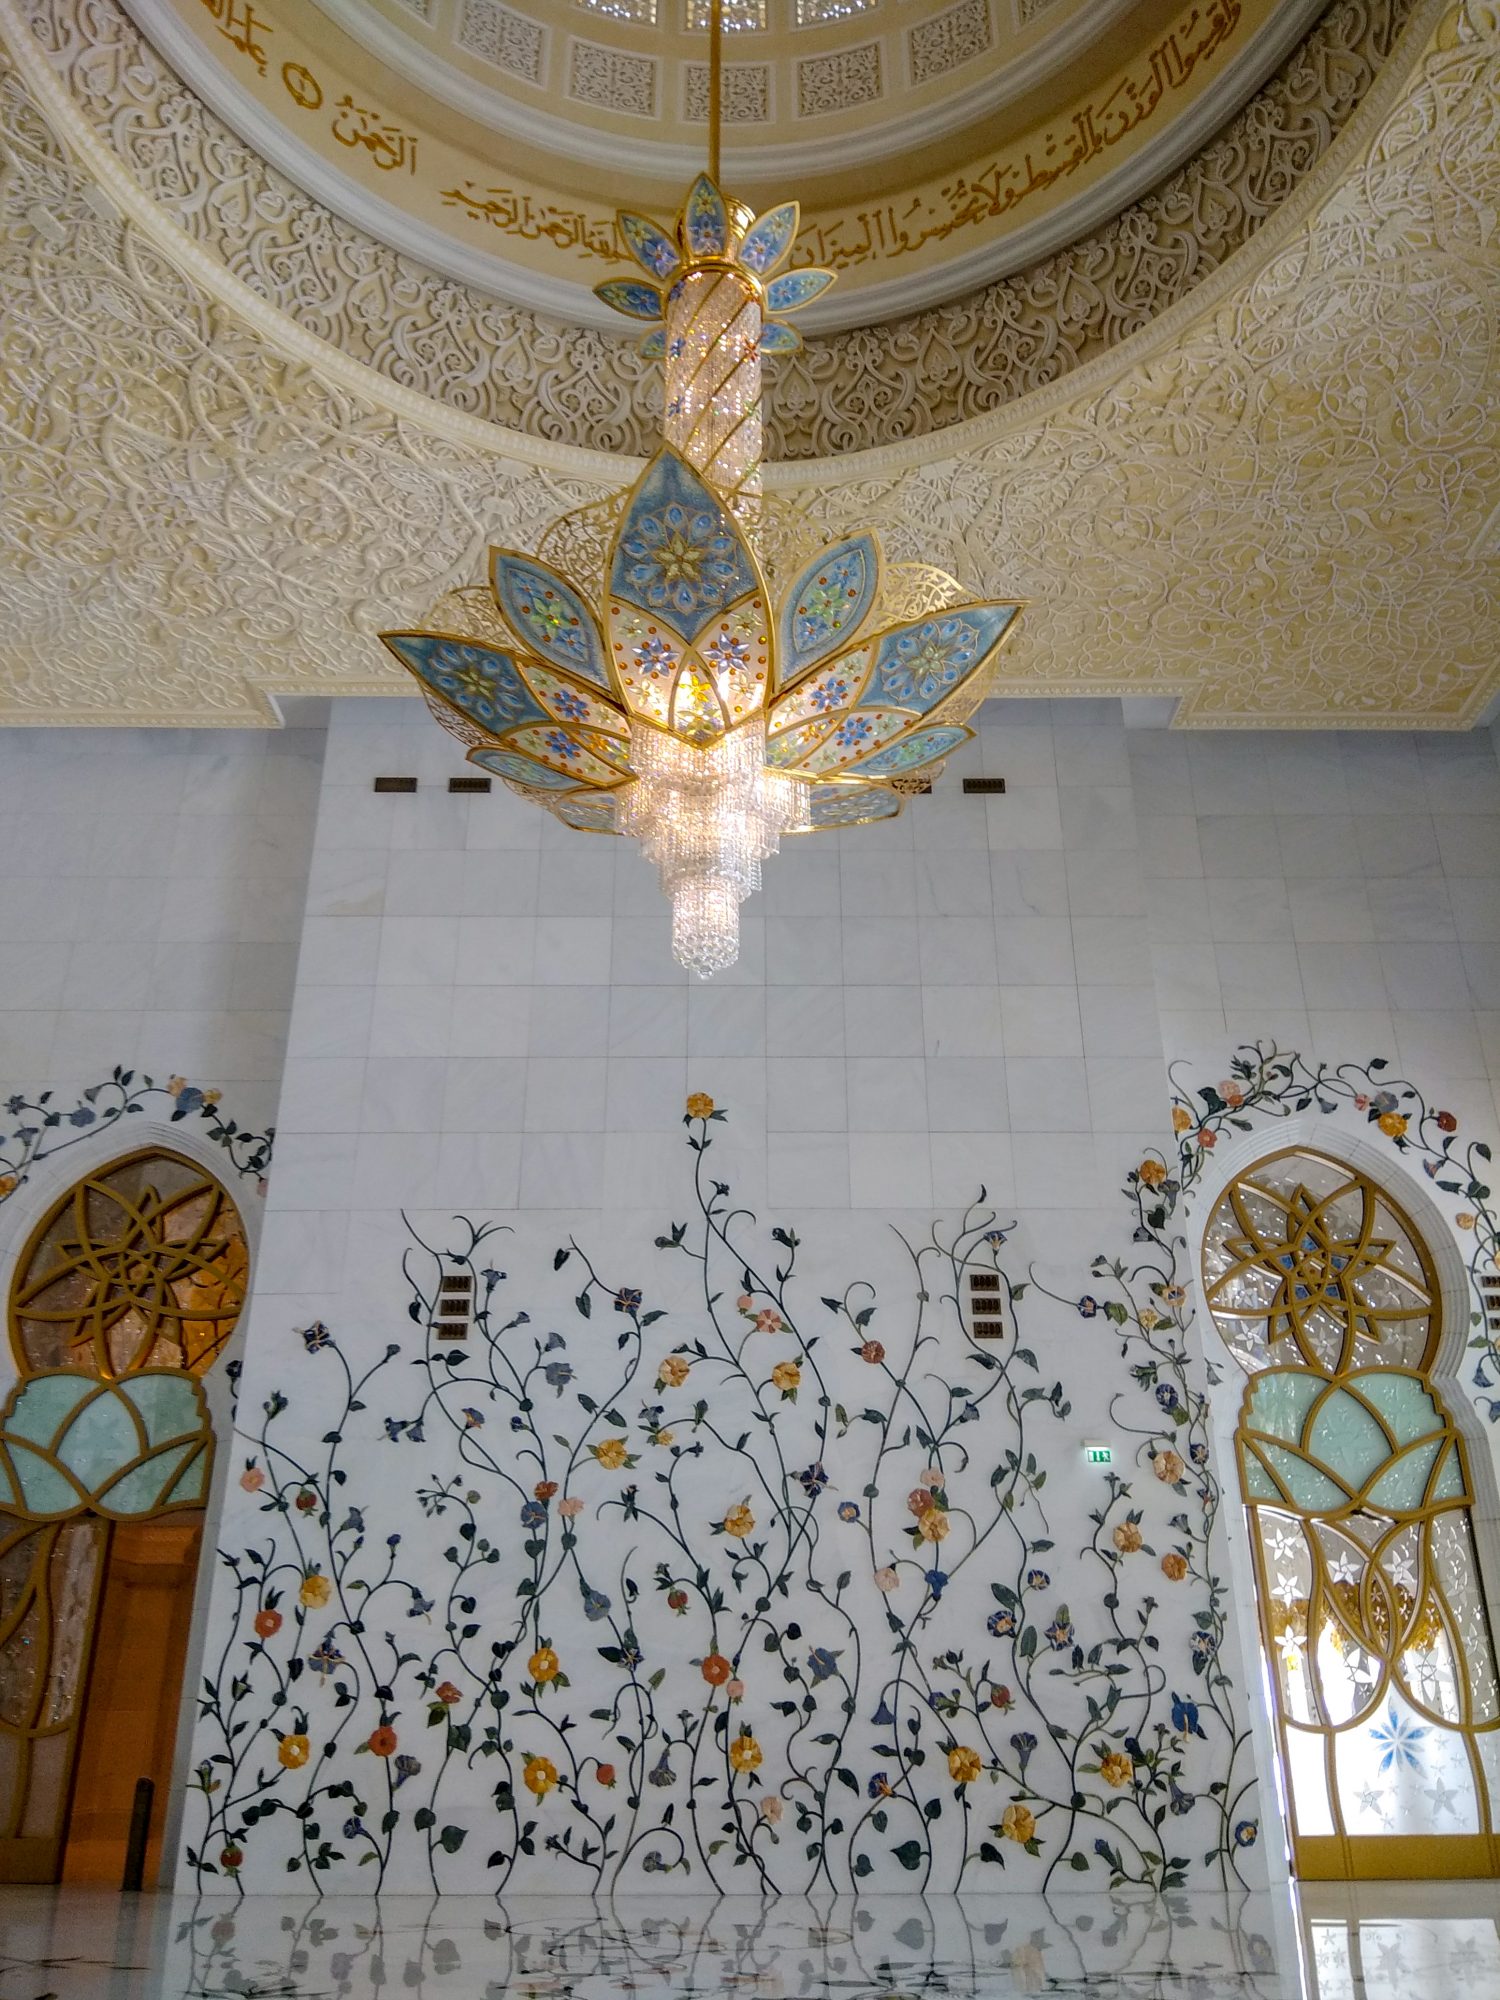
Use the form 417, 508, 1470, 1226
1202, 1145, 1500, 1879
0, 1149, 247, 1885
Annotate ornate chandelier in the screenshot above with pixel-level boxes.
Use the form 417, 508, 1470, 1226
381, 12, 1022, 976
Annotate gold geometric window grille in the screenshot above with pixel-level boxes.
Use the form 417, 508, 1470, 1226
1203, 1147, 1500, 1881
0, 1151, 247, 1882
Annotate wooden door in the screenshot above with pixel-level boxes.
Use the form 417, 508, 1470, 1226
61, 1517, 202, 1887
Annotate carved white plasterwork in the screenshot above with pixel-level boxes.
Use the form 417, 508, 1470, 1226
21, 0, 1416, 459
566, 37, 658, 116
909, 0, 992, 88
796, 40, 882, 116
0, 0, 1496, 729
684, 59, 771, 122
457, 0, 548, 83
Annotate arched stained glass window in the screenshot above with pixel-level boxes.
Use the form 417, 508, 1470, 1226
1204, 1148, 1500, 1879
0, 1150, 246, 1884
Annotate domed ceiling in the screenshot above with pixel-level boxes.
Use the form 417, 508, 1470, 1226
123, 0, 1325, 327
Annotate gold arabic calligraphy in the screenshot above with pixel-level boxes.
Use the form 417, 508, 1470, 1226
189, 0, 1244, 277
795, 1, 1244, 271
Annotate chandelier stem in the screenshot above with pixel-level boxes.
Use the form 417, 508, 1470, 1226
708, 0, 722, 186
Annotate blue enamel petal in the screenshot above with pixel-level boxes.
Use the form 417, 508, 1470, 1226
758, 323, 801, 354
682, 174, 730, 257
619, 211, 680, 280
847, 725, 970, 777
806, 785, 901, 828
594, 279, 663, 322
609, 448, 760, 645
863, 605, 1019, 713
778, 536, 879, 685
489, 554, 611, 690
765, 268, 835, 314
381, 634, 549, 737
740, 202, 799, 276
470, 748, 581, 792
638, 328, 667, 359
552, 791, 621, 833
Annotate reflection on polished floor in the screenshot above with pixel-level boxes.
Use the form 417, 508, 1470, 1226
0, 1885, 1497, 1999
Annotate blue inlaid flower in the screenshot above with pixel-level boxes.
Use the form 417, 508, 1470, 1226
393, 1753, 422, 1788
542, 730, 582, 763
1370, 1704, 1429, 1772
634, 635, 675, 679
1171, 1695, 1204, 1739
408, 1590, 434, 1618
648, 1749, 676, 1788
833, 715, 874, 749
798, 1462, 829, 1497
1192, 1632, 1217, 1664
1045, 1616, 1074, 1650
807, 1646, 842, 1684
1156, 1384, 1179, 1412
807, 674, 852, 712
704, 631, 752, 674
342, 1816, 365, 1840
924, 1568, 949, 1600
544, 1361, 574, 1392
877, 616, 981, 705
1026, 1568, 1050, 1590
300, 1321, 331, 1353
583, 1587, 612, 1623
987, 1609, 1015, 1637
1234, 1820, 1259, 1847
621, 504, 744, 622
520, 1500, 546, 1529
552, 685, 589, 720
1077, 1296, 1099, 1317
837, 1500, 860, 1523
868, 1771, 893, 1798
308, 1639, 345, 1678
461, 1407, 485, 1428
615, 1287, 643, 1313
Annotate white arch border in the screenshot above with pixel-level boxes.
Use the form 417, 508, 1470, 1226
0, 1109, 268, 1885
1179, 1108, 1500, 1890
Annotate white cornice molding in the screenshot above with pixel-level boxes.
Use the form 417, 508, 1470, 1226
119, 0, 1326, 333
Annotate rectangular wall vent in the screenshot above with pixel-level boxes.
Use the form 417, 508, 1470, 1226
435, 1270, 475, 1342
968, 1270, 1004, 1338
373, 775, 418, 794
448, 775, 493, 794
961, 777, 1007, 795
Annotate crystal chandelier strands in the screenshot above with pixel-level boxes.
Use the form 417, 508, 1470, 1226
380, 4, 1023, 975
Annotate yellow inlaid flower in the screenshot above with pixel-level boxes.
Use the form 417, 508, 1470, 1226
278, 1733, 310, 1770
658, 1354, 691, 1387
1112, 1521, 1142, 1554
729, 1733, 763, 1773
593, 1437, 629, 1469
1138, 1159, 1168, 1188
1000, 1802, 1035, 1843
1100, 1751, 1134, 1789
528, 1646, 560, 1684
724, 1502, 755, 1538
686, 1093, 715, 1118
948, 1746, 982, 1784
1154, 1449, 1184, 1484
299, 1572, 331, 1609
771, 1360, 801, 1394
1378, 1111, 1408, 1139
1160, 1551, 1188, 1582
1171, 1106, 1192, 1134
919, 1510, 951, 1544
523, 1755, 558, 1797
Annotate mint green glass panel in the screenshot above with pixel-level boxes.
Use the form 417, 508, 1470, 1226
4, 1376, 91, 1446
9, 1440, 82, 1516
55, 1390, 139, 1487
1307, 1389, 1390, 1489
1242, 1454, 1278, 1500
127, 1373, 201, 1447
1260, 1440, 1348, 1510
1366, 1438, 1441, 1512
1432, 1450, 1466, 1502
103, 1445, 195, 1517
162, 1449, 209, 1508
1355, 1371, 1442, 1445
1247, 1371, 1322, 1442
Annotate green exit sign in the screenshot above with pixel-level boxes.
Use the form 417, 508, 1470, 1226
1085, 1444, 1113, 1466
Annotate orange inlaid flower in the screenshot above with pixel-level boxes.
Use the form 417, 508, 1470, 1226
524, 1754, 558, 1797
254, 1607, 283, 1639
528, 1645, 561, 1684
278, 1733, 310, 1770
368, 1726, 398, 1758
701, 1653, 733, 1686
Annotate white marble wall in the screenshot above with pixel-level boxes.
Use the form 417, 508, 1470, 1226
1133, 726, 1500, 1147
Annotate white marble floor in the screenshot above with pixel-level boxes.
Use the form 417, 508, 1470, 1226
0, 1884, 1495, 1998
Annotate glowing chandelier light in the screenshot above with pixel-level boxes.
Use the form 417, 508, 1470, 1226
381, 6, 1022, 976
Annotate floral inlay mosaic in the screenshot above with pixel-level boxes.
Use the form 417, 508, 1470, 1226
185, 1099, 1259, 1895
